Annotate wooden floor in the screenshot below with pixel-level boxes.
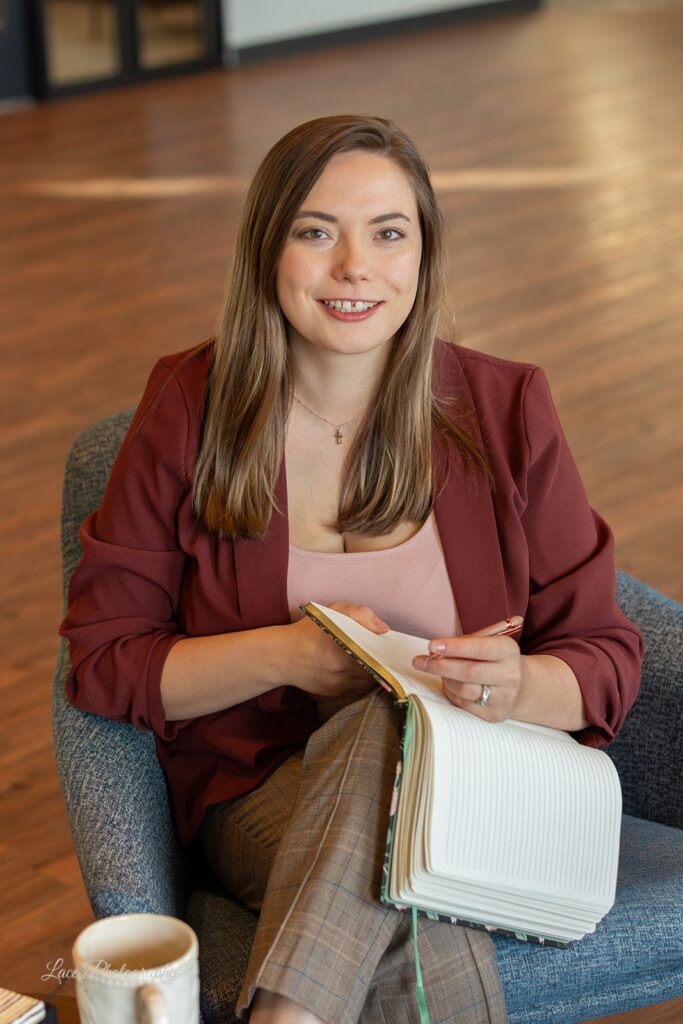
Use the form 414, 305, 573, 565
0, 2, 681, 1019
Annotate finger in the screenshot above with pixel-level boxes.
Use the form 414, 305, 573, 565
333, 676, 374, 695
426, 656, 505, 687
441, 677, 490, 704
442, 685, 501, 720
448, 686, 513, 723
339, 664, 376, 689
343, 661, 374, 682
326, 646, 368, 675
329, 601, 390, 634
421, 634, 517, 662
324, 640, 376, 681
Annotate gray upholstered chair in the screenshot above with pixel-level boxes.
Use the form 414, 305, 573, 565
53, 410, 683, 1023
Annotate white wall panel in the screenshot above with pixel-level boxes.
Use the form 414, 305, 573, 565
222, 0, 499, 50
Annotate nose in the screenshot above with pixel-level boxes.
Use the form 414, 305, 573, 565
333, 236, 370, 282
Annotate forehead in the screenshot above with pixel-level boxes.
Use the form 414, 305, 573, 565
301, 151, 418, 212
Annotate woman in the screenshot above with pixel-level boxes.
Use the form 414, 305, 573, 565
61, 115, 643, 1024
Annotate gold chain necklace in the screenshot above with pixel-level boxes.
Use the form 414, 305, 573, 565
291, 392, 357, 444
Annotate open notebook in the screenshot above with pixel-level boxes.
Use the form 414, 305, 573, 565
302, 602, 622, 946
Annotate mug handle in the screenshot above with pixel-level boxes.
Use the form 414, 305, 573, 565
137, 984, 171, 1024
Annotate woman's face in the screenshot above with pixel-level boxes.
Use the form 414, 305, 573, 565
276, 151, 422, 359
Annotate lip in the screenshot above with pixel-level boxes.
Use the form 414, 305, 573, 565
317, 299, 384, 323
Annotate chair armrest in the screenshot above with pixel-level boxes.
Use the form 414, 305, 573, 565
53, 638, 186, 918
56, 410, 187, 919
607, 572, 683, 828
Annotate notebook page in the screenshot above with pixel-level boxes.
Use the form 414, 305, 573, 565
423, 699, 621, 902
308, 603, 450, 704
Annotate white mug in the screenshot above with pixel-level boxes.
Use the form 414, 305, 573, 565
72, 913, 199, 1024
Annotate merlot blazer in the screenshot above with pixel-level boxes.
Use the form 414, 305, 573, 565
61, 340, 643, 845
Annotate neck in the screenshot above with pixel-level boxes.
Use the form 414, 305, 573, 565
287, 333, 392, 422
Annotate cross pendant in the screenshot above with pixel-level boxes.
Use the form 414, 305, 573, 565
335, 428, 344, 444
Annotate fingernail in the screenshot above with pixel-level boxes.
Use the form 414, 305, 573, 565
429, 641, 446, 654
375, 618, 389, 629
414, 657, 428, 670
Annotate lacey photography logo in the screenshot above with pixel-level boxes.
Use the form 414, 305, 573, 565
42, 957, 176, 984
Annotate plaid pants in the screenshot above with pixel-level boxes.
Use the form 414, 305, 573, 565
199, 689, 508, 1024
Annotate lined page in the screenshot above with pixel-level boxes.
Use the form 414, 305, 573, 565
424, 700, 622, 902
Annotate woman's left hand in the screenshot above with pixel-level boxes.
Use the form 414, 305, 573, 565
412, 617, 526, 722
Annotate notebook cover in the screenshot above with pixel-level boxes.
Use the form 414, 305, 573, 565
0, 987, 46, 1024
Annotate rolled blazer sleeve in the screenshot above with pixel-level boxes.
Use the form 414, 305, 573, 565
60, 360, 193, 740
518, 368, 643, 745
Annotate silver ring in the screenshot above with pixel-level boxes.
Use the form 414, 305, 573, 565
476, 684, 491, 708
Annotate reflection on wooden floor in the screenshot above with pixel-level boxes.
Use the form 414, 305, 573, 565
0, 3, 681, 1020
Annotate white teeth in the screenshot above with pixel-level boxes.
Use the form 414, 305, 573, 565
322, 299, 378, 312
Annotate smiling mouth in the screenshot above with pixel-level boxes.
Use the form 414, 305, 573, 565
319, 299, 381, 312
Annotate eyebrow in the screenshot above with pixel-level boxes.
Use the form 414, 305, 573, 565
293, 210, 411, 224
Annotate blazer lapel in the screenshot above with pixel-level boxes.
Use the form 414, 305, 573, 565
433, 353, 510, 635
233, 457, 291, 629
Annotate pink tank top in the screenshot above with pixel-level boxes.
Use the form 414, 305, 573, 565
287, 511, 461, 640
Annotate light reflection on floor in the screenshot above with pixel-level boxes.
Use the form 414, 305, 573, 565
16, 166, 681, 200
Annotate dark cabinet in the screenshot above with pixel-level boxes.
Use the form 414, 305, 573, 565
13, 1, 221, 99
0, 1, 34, 102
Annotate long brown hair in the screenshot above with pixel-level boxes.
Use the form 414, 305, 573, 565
194, 114, 490, 540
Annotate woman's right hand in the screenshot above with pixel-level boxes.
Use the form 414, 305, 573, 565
274, 602, 389, 698
160, 603, 389, 720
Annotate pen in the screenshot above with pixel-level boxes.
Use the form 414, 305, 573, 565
425, 616, 523, 660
